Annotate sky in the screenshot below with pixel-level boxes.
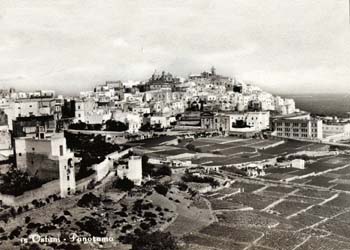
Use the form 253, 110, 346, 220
0, 0, 349, 95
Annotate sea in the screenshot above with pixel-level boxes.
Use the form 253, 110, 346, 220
280, 93, 350, 118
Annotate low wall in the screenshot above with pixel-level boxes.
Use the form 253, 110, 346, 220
93, 148, 132, 182
0, 179, 60, 207
76, 173, 97, 193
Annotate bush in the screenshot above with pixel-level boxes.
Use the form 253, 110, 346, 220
178, 182, 188, 191
9, 227, 21, 239
155, 166, 172, 177
139, 222, 150, 231
154, 184, 169, 196
186, 144, 196, 152
121, 224, 133, 233
64, 210, 72, 216
144, 212, 157, 218
0, 167, 44, 196
113, 177, 134, 191
77, 193, 101, 208
52, 216, 69, 225
105, 120, 128, 132
25, 216, 31, 224
76, 216, 107, 237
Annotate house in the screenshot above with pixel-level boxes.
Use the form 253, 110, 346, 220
272, 113, 323, 140
117, 156, 142, 185
0, 125, 11, 150
14, 131, 76, 197
5, 98, 57, 129
12, 115, 56, 138
322, 121, 350, 141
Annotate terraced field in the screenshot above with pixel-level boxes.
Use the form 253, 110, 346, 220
182, 153, 350, 250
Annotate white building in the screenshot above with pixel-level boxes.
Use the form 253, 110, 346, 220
273, 113, 323, 140
4, 98, 56, 129
75, 99, 111, 124
110, 110, 142, 134
0, 125, 11, 150
291, 159, 305, 169
274, 96, 296, 115
15, 132, 76, 197
323, 122, 350, 138
150, 116, 174, 128
228, 111, 270, 131
117, 156, 142, 185
75, 99, 97, 122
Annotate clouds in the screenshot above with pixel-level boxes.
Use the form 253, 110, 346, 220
0, 0, 348, 94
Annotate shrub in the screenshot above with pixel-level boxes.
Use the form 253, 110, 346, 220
76, 217, 107, 237
154, 184, 169, 196
77, 193, 101, 208
113, 177, 134, 191
25, 216, 31, 224
0, 167, 44, 196
121, 224, 133, 233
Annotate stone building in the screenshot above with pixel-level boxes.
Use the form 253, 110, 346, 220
15, 131, 76, 197
117, 155, 142, 185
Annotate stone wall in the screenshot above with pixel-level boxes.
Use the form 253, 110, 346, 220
0, 179, 60, 207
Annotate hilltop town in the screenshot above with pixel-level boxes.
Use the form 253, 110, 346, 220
1, 68, 350, 250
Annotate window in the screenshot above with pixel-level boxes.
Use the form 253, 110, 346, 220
67, 175, 70, 181
32, 147, 35, 151
18, 153, 22, 156
59, 145, 64, 156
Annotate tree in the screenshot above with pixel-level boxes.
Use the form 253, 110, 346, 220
105, 120, 128, 131
113, 177, 134, 191
139, 123, 151, 132
77, 193, 101, 208
142, 155, 154, 177
154, 166, 172, 177
0, 167, 44, 196
131, 231, 178, 250
76, 216, 107, 237
154, 184, 169, 196
186, 144, 196, 152
68, 122, 87, 130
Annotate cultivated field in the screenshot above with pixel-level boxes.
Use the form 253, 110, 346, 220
182, 152, 350, 250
